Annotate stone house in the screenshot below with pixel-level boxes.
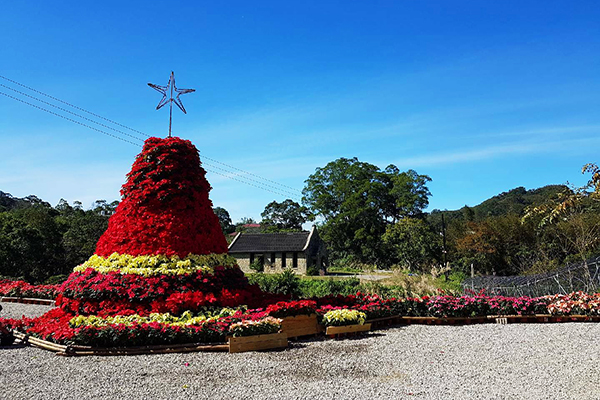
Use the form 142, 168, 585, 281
228, 226, 327, 275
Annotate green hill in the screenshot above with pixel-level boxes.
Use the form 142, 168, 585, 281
429, 184, 568, 223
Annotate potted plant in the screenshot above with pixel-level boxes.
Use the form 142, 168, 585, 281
322, 309, 371, 335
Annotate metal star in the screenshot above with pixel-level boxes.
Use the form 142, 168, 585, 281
148, 71, 195, 137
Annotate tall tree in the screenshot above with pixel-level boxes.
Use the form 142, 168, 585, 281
213, 206, 234, 234
261, 199, 310, 232
382, 218, 441, 271
302, 157, 431, 265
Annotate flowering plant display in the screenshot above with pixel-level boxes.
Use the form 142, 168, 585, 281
69, 308, 242, 329
94, 137, 228, 258
6, 137, 271, 348
545, 291, 600, 315
321, 309, 367, 327
229, 316, 282, 337
0, 279, 60, 300
57, 265, 255, 316
427, 295, 549, 318
265, 300, 317, 318
0, 305, 15, 345
74, 253, 237, 276
12, 137, 600, 349
0, 319, 14, 345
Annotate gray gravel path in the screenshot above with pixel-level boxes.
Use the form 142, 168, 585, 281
1, 302, 600, 400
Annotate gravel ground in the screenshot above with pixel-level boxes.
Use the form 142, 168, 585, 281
2, 302, 600, 400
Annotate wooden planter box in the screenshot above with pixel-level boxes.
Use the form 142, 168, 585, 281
281, 314, 320, 339
228, 332, 288, 353
325, 323, 371, 336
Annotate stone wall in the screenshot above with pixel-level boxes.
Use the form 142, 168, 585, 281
232, 252, 307, 275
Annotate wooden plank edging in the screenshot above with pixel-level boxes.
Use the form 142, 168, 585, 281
13, 330, 228, 356
1, 297, 56, 306
228, 332, 288, 353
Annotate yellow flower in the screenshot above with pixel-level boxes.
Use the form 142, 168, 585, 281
73, 253, 237, 276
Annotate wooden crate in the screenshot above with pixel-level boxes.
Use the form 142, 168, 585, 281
281, 314, 320, 339
228, 332, 288, 353
325, 323, 371, 336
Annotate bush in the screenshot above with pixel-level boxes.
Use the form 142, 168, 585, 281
249, 262, 264, 273
247, 270, 301, 298
298, 278, 362, 298
306, 264, 320, 276
43, 274, 69, 285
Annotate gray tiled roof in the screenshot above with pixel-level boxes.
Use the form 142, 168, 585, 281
228, 232, 310, 253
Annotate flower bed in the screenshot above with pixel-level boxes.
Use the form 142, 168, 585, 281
546, 291, 600, 315
0, 279, 60, 300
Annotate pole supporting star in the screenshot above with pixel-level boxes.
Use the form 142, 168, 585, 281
148, 71, 195, 137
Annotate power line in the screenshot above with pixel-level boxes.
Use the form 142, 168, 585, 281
0, 89, 298, 198
0, 74, 151, 139
0, 90, 142, 147
0, 75, 304, 197
0, 83, 147, 143
199, 152, 302, 194
206, 169, 300, 200
203, 161, 301, 199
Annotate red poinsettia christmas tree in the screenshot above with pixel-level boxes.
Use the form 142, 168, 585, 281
56, 137, 257, 316
95, 137, 227, 257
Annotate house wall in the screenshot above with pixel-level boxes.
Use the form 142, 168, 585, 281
231, 252, 307, 275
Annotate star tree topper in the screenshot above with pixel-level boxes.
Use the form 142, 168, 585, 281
148, 71, 195, 137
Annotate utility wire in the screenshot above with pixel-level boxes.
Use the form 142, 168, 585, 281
0, 74, 150, 139
0, 83, 146, 143
0, 89, 297, 198
203, 161, 301, 199
199, 152, 302, 194
0, 75, 304, 197
207, 169, 300, 200
0, 90, 142, 147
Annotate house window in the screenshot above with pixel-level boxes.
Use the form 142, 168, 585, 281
292, 252, 298, 269
249, 253, 254, 264
281, 252, 286, 268
257, 254, 264, 266
270, 252, 276, 268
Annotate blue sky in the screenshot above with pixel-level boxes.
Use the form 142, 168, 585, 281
1, 1, 600, 222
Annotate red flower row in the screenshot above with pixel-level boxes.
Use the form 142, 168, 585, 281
60, 266, 248, 301
0, 279, 60, 299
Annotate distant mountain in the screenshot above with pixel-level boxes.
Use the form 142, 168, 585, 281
429, 185, 568, 223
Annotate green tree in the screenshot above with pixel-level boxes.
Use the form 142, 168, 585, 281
0, 212, 46, 280
261, 199, 310, 232
302, 157, 431, 266
382, 218, 441, 271
213, 206, 234, 234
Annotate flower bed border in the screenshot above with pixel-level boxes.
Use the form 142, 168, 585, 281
366, 314, 600, 327
227, 332, 288, 353
1, 297, 55, 306
325, 323, 372, 336
13, 330, 228, 356
281, 314, 321, 339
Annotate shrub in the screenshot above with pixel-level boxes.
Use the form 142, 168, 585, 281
247, 270, 301, 298
298, 278, 362, 298
43, 274, 69, 285
249, 262, 264, 273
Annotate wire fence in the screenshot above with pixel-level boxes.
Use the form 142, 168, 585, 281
461, 256, 600, 297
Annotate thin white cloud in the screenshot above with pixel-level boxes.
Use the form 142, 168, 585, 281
394, 136, 600, 168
